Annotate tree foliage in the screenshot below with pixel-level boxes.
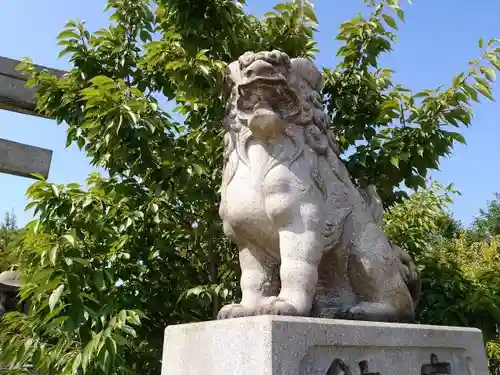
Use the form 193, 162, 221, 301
0, 0, 499, 374
383, 181, 457, 259
385, 186, 500, 374
324, 4, 500, 204
0, 211, 19, 272
470, 193, 500, 241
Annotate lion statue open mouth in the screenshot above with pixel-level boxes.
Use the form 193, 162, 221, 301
218, 50, 420, 322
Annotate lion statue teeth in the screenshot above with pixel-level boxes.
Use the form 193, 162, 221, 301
218, 50, 421, 322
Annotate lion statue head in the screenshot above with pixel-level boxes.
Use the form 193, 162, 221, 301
226, 50, 327, 131
222, 50, 341, 185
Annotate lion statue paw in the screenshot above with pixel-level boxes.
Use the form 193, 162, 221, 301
254, 297, 300, 316
217, 303, 253, 320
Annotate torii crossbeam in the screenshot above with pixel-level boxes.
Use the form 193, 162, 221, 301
0, 56, 66, 179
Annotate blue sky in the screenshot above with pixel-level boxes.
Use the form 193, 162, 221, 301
0, 0, 499, 227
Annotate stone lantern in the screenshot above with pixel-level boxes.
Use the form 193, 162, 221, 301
0, 270, 23, 316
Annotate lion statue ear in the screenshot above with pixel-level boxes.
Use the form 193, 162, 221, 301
290, 58, 324, 91
227, 61, 242, 85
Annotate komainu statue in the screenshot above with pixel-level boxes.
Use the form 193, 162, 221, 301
218, 50, 420, 323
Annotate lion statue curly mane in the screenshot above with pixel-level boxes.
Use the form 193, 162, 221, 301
218, 50, 420, 322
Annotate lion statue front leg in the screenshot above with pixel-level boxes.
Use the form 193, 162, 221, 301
254, 199, 325, 317
217, 243, 280, 319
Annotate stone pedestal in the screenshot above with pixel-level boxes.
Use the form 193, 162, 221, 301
161, 316, 488, 375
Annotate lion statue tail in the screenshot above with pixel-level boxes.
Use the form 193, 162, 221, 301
358, 185, 422, 306
391, 244, 422, 306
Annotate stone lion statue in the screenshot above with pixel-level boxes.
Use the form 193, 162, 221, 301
218, 50, 420, 322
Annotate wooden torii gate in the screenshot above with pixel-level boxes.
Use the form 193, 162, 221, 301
0, 56, 66, 180
0, 56, 66, 313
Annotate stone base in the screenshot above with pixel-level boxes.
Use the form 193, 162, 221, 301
161, 316, 488, 375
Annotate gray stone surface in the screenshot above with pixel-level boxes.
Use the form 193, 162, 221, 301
0, 56, 66, 118
0, 270, 21, 317
0, 270, 20, 288
218, 50, 420, 322
161, 316, 488, 375
0, 137, 52, 179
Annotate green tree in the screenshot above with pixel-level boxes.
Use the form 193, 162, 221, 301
0, 0, 499, 374
384, 185, 500, 373
383, 181, 457, 259
470, 192, 500, 240
0, 211, 19, 272
436, 213, 463, 240
383, 183, 496, 329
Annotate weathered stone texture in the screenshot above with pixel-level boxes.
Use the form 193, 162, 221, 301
0, 137, 52, 179
162, 316, 488, 375
218, 50, 420, 322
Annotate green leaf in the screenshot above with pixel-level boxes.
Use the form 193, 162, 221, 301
100, 348, 112, 373
30, 172, 46, 181
199, 65, 210, 75
112, 333, 128, 346
442, 112, 458, 126
390, 155, 400, 169
133, 211, 144, 219
125, 217, 133, 228
488, 54, 500, 70
51, 184, 60, 197
91, 75, 115, 86
127, 110, 138, 125
462, 84, 479, 102
49, 284, 65, 311
452, 73, 464, 87
473, 81, 495, 101
25, 201, 39, 211
49, 245, 59, 265
387, 0, 400, 6
405, 174, 426, 189
274, 3, 291, 13
395, 8, 405, 22
73, 258, 91, 266
106, 336, 118, 366
382, 14, 398, 30
72, 353, 82, 373
381, 99, 400, 110
479, 37, 484, 48
140, 30, 151, 42
82, 334, 100, 371
192, 163, 204, 175
127, 310, 141, 325
77, 137, 85, 150
62, 234, 76, 246
263, 11, 277, 19
57, 30, 80, 40
481, 67, 497, 82
449, 132, 466, 144
303, 3, 318, 23
414, 91, 430, 98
